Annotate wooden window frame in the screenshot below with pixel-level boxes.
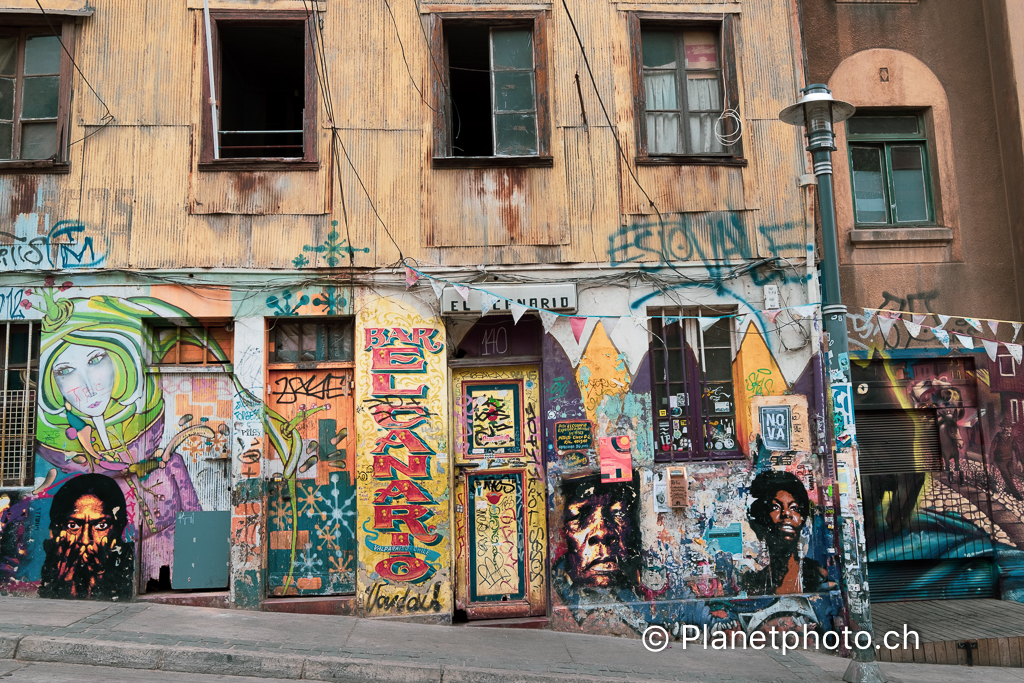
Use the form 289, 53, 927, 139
267, 318, 355, 366
0, 16, 74, 174
628, 13, 744, 166
429, 10, 553, 169
150, 320, 234, 367
649, 307, 742, 463
0, 321, 38, 487
847, 109, 935, 228
199, 10, 318, 172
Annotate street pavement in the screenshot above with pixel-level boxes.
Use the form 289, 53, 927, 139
0, 596, 1020, 682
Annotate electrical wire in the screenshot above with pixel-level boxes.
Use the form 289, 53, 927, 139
34, 0, 114, 128
382, 0, 439, 113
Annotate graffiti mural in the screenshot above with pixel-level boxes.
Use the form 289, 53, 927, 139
39, 474, 133, 600
355, 301, 450, 619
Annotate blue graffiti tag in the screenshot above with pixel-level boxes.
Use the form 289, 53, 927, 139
0, 220, 108, 271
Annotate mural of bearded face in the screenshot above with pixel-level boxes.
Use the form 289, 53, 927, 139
561, 473, 640, 589
39, 474, 133, 601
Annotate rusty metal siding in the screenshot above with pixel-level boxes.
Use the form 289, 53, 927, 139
0, 0, 811, 271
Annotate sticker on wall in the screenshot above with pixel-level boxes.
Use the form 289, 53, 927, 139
705, 523, 743, 555
598, 435, 631, 482
465, 381, 524, 456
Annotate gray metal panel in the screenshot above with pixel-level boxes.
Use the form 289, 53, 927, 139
172, 511, 230, 590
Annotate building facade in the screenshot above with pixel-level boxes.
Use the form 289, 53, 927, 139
799, 0, 1024, 604
0, 0, 856, 640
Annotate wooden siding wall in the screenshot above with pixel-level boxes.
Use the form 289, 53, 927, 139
2, 0, 808, 270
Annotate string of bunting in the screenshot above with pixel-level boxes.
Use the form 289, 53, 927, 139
403, 264, 818, 344
862, 308, 1023, 363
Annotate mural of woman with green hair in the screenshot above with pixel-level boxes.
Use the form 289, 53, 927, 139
33, 289, 224, 586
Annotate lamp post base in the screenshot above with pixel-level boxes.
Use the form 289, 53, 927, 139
843, 659, 887, 683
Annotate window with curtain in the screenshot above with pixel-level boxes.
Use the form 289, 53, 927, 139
640, 27, 730, 156
649, 308, 740, 462
847, 111, 934, 226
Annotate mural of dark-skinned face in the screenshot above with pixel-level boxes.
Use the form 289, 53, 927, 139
39, 474, 133, 601
743, 469, 828, 595
561, 473, 640, 589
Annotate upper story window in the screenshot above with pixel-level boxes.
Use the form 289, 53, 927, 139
432, 13, 552, 168
0, 17, 73, 171
848, 111, 933, 226
201, 12, 317, 168
630, 16, 742, 164
649, 308, 740, 462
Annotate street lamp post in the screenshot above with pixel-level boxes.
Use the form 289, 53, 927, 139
780, 85, 885, 683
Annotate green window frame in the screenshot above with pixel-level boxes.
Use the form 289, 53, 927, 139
847, 111, 934, 227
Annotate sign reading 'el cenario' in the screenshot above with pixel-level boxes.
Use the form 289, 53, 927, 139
441, 284, 577, 315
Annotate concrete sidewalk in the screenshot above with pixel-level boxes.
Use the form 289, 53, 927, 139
0, 597, 1019, 683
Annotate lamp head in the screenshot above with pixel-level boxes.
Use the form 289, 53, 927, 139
778, 84, 856, 129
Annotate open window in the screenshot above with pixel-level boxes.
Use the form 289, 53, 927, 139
200, 11, 317, 169
0, 16, 74, 172
431, 12, 551, 167
629, 14, 743, 164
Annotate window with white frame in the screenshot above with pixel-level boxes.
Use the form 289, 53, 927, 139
999, 352, 1019, 378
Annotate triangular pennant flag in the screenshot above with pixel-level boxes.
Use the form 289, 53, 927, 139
404, 266, 420, 289
455, 285, 470, 301
793, 305, 817, 319
863, 308, 877, 322
965, 317, 982, 331
982, 338, 1000, 362
569, 317, 588, 344
430, 278, 445, 301
664, 315, 682, 328
602, 316, 619, 336
955, 334, 975, 350
912, 314, 926, 327
1007, 343, 1023, 364
904, 321, 922, 338
988, 320, 1000, 336
630, 311, 647, 331
765, 309, 783, 323
479, 290, 498, 316
933, 328, 950, 348
937, 315, 951, 329
877, 314, 897, 341
1013, 323, 1022, 343
510, 302, 529, 325
698, 316, 719, 333
539, 310, 559, 333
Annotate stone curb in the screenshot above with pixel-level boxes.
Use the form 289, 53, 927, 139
10, 636, 684, 683
0, 633, 21, 659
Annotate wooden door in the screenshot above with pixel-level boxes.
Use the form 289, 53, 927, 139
453, 365, 547, 619
265, 366, 356, 596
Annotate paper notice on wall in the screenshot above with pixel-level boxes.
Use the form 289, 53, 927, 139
653, 470, 670, 513
599, 435, 632, 482
836, 460, 850, 511
668, 467, 689, 508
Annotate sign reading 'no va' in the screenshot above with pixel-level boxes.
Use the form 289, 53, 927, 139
759, 405, 792, 451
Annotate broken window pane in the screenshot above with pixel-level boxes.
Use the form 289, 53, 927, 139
494, 113, 537, 155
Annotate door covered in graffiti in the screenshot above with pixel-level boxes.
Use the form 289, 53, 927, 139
265, 365, 356, 596
453, 365, 547, 619
154, 372, 234, 591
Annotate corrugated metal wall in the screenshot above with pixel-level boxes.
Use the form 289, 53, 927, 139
1, 0, 809, 270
